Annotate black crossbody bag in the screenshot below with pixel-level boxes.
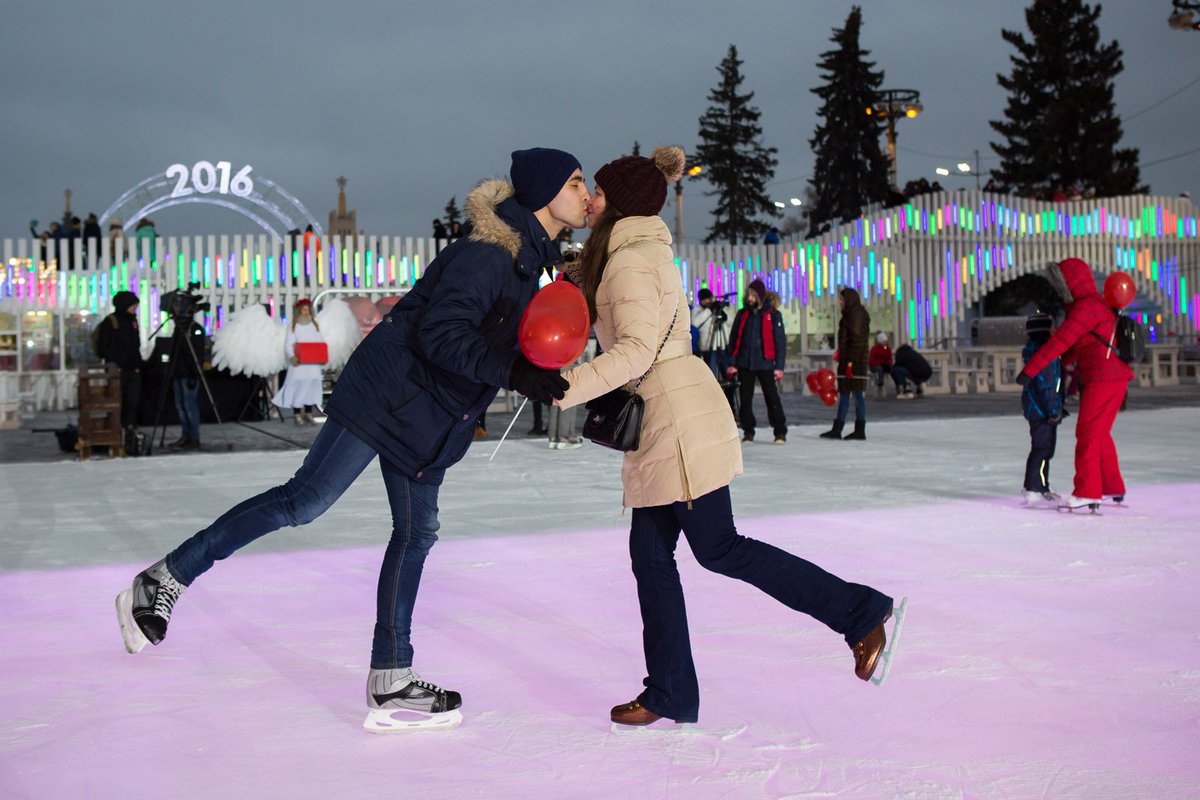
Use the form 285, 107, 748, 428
582, 306, 679, 452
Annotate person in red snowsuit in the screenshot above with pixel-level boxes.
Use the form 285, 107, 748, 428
1019, 258, 1133, 506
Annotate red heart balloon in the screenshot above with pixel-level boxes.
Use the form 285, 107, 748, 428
805, 372, 821, 393
518, 281, 590, 369
1103, 271, 1136, 309
818, 389, 838, 406
816, 368, 837, 393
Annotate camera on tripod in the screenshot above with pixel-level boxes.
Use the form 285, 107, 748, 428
706, 292, 737, 322
161, 281, 210, 320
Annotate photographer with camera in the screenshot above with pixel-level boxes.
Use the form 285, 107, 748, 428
153, 282, 213, 453
169, 316, 208, 452
95, 290, 144, 447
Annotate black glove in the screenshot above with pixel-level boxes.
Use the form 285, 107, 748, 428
508, 355, 568, 404
1015, 372, 1031, 387
1048, 412, 1062, 425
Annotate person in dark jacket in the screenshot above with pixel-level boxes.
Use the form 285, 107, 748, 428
820, 287, 870, 440
725, 278, 787, 443
1019, 257, 1133, 511
169, 319, 209, 452
96, 290, 143, 430
115, 148, 589, 733
892, 344, 932, 397
1020, 312, 1063, 507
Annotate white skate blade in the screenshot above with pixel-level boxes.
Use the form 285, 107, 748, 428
870, 596, 908, 687
610, 721, 698, 735
115, 589, 148, 654
363, 707, 462, 733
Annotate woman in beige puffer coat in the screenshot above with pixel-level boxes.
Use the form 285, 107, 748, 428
557, 147, 898, 728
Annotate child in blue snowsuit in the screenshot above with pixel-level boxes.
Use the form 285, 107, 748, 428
1021, 312, 1064, 505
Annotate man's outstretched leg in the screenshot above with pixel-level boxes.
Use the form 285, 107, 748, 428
115, 421, 378, 653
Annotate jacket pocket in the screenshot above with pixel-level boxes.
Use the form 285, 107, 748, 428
387, 391, 456, 464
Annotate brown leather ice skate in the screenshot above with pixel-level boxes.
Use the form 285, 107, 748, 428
610, 700, 661, 726
851, 608, 892, 681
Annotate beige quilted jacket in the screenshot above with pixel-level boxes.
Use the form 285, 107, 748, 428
559, 216, 741, 508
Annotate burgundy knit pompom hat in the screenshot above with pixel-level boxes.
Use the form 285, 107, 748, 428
594, 146, 686, 217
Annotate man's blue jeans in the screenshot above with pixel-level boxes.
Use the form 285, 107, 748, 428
166, 420, 440, 669
628, 486, 893, 722
173, 376, 201, 440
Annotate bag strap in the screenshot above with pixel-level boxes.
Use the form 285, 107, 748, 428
1089, 308, 1119, 355
631, 303, 680, 392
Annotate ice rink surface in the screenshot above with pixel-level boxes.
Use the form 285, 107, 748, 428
2, 407, 1198, 799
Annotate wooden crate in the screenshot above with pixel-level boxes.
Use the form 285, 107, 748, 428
76, 365, 124, 459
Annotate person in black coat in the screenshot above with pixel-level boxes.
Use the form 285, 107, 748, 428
115, 148, 590, 733
96, 290, 143, 430
821, 287, 870, 440
892, 344, 933, 398
726, 278, 788, 443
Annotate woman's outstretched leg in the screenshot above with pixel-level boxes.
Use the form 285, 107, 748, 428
676, 486, 892, 648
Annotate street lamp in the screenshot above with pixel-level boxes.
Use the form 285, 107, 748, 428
674, 162, 703, 243
866, 88, 923, 190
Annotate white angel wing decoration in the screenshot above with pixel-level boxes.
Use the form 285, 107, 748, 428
212, 304, 287, 377
316, 298, 362, 370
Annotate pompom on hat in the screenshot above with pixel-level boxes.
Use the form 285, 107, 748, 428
594, 146, 686, 217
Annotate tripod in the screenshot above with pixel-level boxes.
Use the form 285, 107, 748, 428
145, 314, 222, 456
704, 301, 740, 419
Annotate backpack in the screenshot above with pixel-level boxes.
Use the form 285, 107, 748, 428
89, 314, 119, 358
1091, 311, 1146, 364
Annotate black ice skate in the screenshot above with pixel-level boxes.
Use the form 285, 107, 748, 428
114, 558, 186, 654
364, 668, 463, 733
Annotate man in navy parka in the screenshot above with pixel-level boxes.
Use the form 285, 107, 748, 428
115, 148, 590, 733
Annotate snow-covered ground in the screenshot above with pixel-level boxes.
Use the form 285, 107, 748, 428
2, 408, 1198, 799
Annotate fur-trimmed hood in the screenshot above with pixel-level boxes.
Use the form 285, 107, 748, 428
465, 179, 522, 258
1045, 258, 1098, 305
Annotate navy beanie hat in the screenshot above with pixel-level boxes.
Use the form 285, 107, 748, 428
510, 148, 581, 211
1026, 311, 1053, 334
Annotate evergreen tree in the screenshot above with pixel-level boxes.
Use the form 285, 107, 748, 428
695, 44, 778, 244
989, 0, 1144, 197
807, 6, 891, 232
444, 196, 461, 228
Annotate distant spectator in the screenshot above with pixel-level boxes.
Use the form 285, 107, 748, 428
432, 219, 448, 241
892, 344, 932, 399
134, 218, 157, 264
819, 287, 870, 441
83, 213, 102, 265
726, 278, 787, 444
449, 221, 463, 240
763, 227, 781, 245
96, 290, 144, 433
868, 332, 893, 398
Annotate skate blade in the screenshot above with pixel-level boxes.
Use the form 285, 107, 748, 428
363, 707, 462, 733
115, 589, 148, 654
1057, 504, 1101, 515
610, 721, 698, 735
870, 596, 908, 687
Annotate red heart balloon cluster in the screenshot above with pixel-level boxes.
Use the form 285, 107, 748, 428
805, 367, 838, 406
1103, 271, 1136, 309
517, 281, 590, 369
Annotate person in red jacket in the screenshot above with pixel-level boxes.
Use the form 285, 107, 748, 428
869, 332, 893, 398
1019, 258, 1133, 511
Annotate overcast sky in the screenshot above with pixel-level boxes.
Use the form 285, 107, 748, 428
4, 0, 1197, 244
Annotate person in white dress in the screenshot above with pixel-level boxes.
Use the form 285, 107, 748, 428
272, 298, 326, 424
